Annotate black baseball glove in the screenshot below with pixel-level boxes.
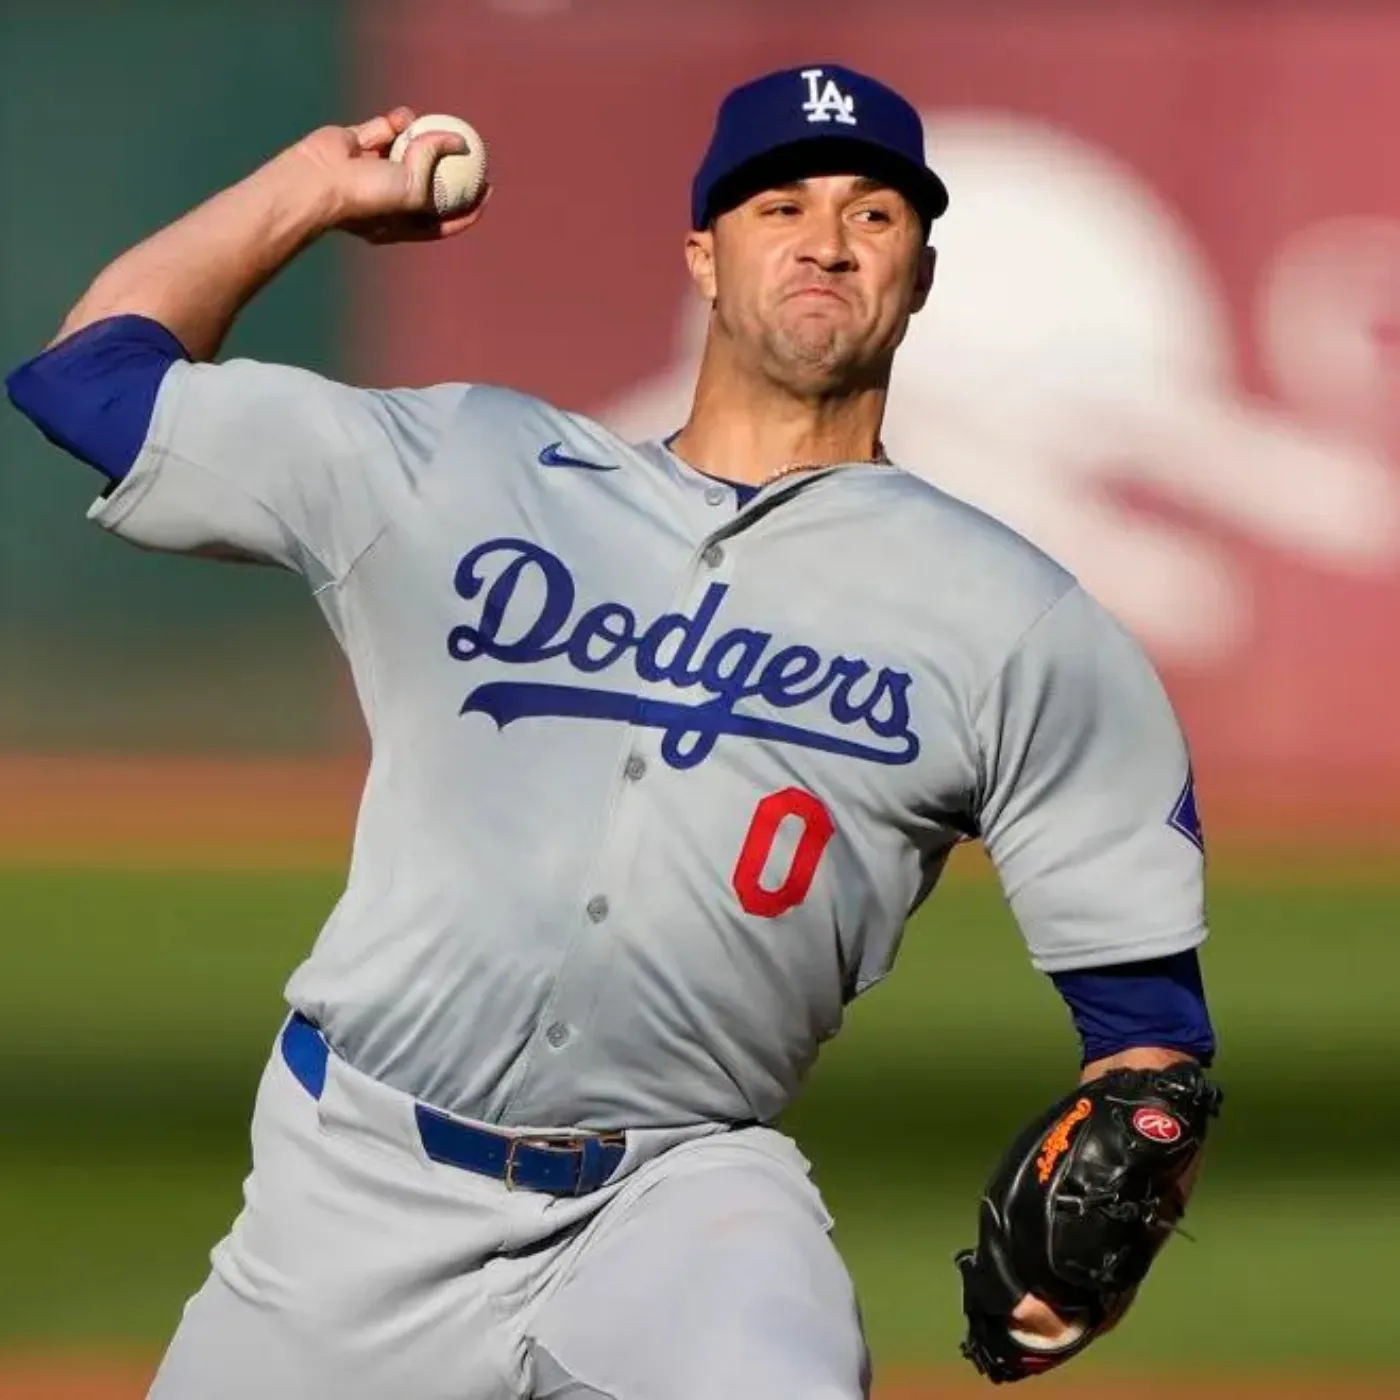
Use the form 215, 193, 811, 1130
954, 1060, 1223, 1384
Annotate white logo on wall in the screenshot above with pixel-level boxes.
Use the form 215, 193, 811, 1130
801, 68, 857, 126
601, 112, 1400, 666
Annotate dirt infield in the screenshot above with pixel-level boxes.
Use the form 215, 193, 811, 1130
0, 1360, 1395, 1400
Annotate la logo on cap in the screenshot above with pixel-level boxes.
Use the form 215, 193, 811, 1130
801, 68, 857, 126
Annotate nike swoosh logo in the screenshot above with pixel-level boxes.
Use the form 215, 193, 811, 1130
538, 442, 619, 472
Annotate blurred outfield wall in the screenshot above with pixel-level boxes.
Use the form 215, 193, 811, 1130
0, 1, 352, 752
7, 0, 1400, 841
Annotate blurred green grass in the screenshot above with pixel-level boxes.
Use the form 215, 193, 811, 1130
0, 860, 1393, 1369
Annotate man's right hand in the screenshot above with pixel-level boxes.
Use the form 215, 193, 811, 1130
293, 107, 491, 244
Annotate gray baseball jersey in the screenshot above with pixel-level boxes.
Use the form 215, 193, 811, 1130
90, 359, 1206, 1130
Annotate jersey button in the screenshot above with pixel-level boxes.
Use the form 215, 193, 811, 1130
545, 1021, 572, 1048
702, 544, 725, 569
586, 895, 610, 923
704, 485, 727, 507
623, 754, 647, 782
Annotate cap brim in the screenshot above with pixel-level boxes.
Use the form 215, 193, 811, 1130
698, 136, 949, 232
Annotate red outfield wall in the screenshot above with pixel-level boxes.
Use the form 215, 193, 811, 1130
356, 1, 1400, 840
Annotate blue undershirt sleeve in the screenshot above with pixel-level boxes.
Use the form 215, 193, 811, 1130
1050, 949, 1216, 1067
4, 314, 191, 482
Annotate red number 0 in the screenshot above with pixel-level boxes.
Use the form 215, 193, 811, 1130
732, 787, 836, 918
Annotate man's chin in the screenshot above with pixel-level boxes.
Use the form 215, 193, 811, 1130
757, 320, 878, 392
771, 329, 850, 373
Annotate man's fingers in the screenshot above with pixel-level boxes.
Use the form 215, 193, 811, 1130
436, 182, 493, 236
350, 107, 418, 153
338, 135, 489, 243
343, 181, 489, 246
398, 130, 470, 207
1009, 1294, 1082, 1346
370, 187, 492, 245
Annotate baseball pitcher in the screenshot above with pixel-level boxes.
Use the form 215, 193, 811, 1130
7, 64, 1221, 1398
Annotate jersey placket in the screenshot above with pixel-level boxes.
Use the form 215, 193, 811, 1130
500, 507, 743, 1121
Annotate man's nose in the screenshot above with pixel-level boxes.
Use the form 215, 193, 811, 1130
796, 208, 857, 272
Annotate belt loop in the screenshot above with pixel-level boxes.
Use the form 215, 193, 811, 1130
575, 1136, 604, 1194
575, 1137, 596, 1195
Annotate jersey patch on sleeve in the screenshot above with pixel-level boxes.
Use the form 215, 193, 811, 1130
1167, 769, 1204, 851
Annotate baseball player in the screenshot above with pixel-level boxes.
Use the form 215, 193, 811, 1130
7, 65, 1219, 1399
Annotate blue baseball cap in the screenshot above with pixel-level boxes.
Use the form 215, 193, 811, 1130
691, 64, 949, 234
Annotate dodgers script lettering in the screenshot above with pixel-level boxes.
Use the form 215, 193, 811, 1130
446, 539, 921, 771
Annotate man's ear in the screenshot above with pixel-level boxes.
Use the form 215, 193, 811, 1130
685, 228, 718, 302
911, 244, 936, 315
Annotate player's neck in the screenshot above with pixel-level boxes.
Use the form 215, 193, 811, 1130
671, 361, 889, 488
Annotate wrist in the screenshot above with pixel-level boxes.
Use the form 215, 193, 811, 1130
1080, 1046, 1196, 1083
255, 145, 347, 250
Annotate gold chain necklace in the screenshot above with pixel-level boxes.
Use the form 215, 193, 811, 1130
757, 445, 892, 490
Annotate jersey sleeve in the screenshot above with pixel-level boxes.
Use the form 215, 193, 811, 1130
86, 358, 469, 586
974, 584, 1206, 972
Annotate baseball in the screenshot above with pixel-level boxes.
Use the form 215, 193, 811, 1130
389, 113, 489, 218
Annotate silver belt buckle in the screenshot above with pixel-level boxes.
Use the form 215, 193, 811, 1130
502, 1135, 526, 1191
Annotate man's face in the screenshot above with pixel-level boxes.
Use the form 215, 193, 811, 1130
687, 173, 935, 395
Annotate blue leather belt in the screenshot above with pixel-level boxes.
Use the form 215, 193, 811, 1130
280, 1012, 626, 1197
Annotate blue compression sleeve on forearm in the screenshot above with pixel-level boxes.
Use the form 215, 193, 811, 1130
4, 314, 190, 482
1051, 949, 1216, 1067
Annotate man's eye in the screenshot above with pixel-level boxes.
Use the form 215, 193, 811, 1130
764, 203, 801, 217
854, 207, 893, 224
